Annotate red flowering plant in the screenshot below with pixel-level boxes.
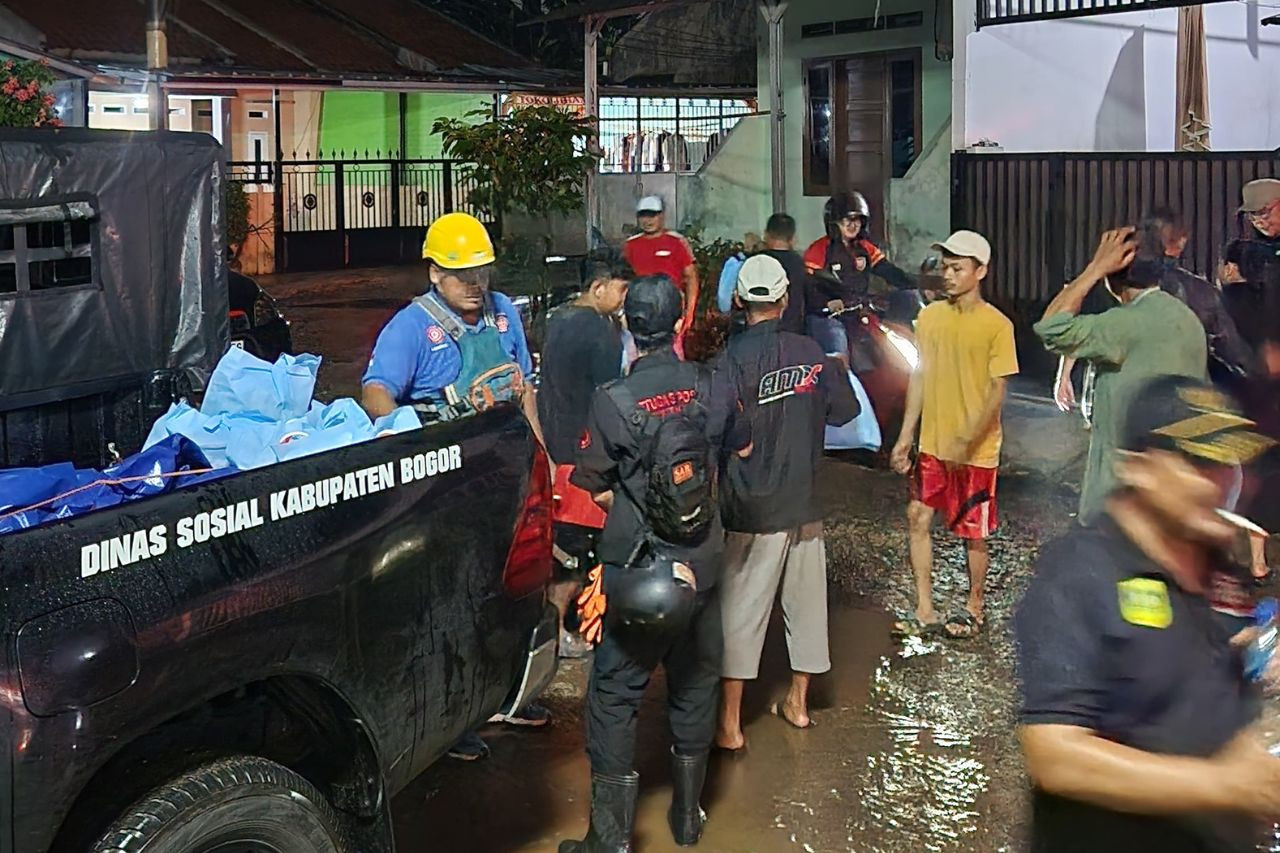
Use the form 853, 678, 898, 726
0, 57, 62, 128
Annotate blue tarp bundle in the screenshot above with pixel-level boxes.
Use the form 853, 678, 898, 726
824, 370, 883, 452
145, 349, 420, 470
0, 436, 230, 535
0, 349, 420, 536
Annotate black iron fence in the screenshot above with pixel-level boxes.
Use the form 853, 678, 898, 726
976, 0, 1223, 29
951, 149, 1280, 377
227, 155, 485, 273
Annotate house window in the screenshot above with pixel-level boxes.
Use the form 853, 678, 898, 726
132, 103, 149, 114
889, 55, 922, 178
804, 63, 834, 195
101, 105, 124, 114
0, 201, 99, 298
596, 96, 753, 174
248, 109, 267, 119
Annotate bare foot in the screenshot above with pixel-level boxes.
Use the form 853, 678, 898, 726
715, 729, 747, 751
771, 699, 812, 730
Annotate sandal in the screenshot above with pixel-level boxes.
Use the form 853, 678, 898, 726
943, 609, 984, 640
891, 613, 943, 639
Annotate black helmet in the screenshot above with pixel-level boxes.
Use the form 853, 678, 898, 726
824, 192, 872, 240
606, 546, 697, 642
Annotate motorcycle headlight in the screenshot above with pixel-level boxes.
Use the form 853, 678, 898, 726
883, 327, 919, 370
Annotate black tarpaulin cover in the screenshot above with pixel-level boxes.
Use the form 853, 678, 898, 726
0, 128, 228, 405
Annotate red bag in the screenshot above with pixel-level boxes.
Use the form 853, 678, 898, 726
553, 464, 607, 530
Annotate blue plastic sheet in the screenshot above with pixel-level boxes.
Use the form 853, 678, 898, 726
145, 348, 420, 471
717, 253, 746, 314
824, 371, 882, 452
0, 436, 228, 535
0, 349, 420, 536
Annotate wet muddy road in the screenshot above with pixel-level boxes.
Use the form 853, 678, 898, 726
260, 269, 1270, 852
391, 464, 1081, 853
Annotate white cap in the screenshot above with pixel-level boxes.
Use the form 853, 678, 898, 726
636, 195, 664, 214
736, 254, 789, 302
932, 230, 992, 266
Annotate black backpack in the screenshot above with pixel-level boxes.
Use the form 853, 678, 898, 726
605, 374, 715, 546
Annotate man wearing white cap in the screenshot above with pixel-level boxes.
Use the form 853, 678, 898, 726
890, 230, 1018, 640
714, 254, 859, 749
624, 195, 700, 355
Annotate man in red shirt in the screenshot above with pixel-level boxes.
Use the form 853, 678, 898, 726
623, 195, 700, 355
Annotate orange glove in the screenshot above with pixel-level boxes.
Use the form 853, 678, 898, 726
577, 565, 608, 646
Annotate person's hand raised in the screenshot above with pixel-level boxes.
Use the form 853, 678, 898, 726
1088, 227, 1139, 278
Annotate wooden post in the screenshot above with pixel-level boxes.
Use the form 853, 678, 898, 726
146, 0, 168, 131
760, 1, 788, 214
584, 14, 604, 249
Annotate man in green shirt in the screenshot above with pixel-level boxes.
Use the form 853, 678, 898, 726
1035, 228, 1207, 523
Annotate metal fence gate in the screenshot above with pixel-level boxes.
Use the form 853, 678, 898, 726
951, 150, 1280, 377
228, 157, 486, 273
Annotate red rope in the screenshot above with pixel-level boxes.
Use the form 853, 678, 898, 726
0, 468, 216, 524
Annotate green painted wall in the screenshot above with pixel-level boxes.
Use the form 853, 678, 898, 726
756, 0, 953, 261
318, 91, 494, 159
687, 114, 772, 243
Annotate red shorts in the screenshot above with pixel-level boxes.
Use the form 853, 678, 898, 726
553, 465, 607, 530
910, 453, 999, 540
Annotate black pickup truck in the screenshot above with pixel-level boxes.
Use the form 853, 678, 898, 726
0, 129, 556, 853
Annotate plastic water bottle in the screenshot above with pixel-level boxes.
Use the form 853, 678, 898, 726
1244, 597, 1278, 683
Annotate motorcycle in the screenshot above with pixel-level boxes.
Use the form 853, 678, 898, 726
811, 275, 924, 450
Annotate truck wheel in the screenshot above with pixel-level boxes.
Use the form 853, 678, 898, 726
91, 756, 350, 853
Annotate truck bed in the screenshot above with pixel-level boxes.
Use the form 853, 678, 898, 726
0, 406, 548, 853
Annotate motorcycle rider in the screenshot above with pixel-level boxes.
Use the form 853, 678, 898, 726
803, 191, 915, 368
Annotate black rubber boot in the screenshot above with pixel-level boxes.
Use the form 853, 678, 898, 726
668, 748, 709, 846
558, 771, 639, 853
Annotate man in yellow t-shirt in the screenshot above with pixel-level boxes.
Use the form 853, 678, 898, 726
890, 230, 1018, 640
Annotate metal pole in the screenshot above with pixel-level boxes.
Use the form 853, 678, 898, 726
584, 15, 604, 249
761, 1, 788, 214
146, 0, 169, 131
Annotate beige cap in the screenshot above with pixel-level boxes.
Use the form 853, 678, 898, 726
736, 254, 789, 302
932, 230, 992, 265
1240, 179, 1280, 213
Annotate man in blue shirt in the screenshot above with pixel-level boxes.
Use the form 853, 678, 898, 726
363, 211, 547, 760
363, 212, 538, 436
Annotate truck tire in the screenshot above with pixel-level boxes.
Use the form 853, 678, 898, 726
90, 756, 350, 853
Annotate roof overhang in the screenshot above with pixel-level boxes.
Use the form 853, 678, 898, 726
0, 35, 115, 84
523, 0, 702, 25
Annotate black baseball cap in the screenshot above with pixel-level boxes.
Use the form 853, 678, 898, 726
1121, 375, 1274, 466
625, 274, 683, 340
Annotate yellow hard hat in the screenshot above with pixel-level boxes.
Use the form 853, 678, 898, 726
422, 212, 495, 269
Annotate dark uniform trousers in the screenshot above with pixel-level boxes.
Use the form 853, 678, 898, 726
587, 592, 723, 776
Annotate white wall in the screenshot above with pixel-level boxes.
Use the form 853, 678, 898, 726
961, 1, 1280, 151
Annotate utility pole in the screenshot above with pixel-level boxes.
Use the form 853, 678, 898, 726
584, 14, 604, 248
760, 1, 788, 214
147, 0, 169, 131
